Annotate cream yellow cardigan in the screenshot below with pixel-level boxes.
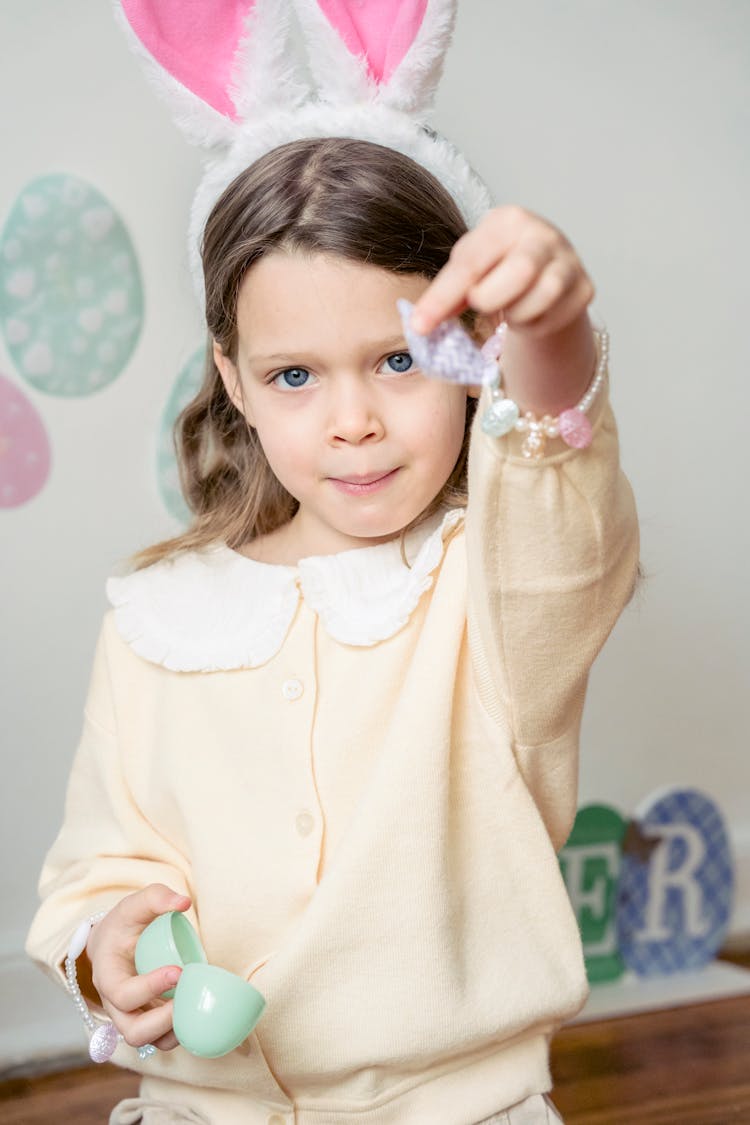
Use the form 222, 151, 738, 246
27, 388, 639, 1125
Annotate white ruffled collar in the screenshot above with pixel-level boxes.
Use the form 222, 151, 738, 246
106, 509, 464, 672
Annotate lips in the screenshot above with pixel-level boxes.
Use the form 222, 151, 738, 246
332, 470, 394, 485
327, 468, 400, 494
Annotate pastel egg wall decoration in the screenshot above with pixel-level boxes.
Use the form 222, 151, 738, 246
0, 373, 51, 507
616, 787, 734, 976
0, 174, 144, 396
559, 803, 628, 984
157, 345, 205, 522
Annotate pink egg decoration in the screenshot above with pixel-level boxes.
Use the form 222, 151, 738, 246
0, 373, 51, 507
558, 408, 593, 450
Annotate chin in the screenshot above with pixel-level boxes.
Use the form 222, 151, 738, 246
345, 510, 418, 541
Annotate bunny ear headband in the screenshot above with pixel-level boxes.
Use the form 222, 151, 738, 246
115, 0, 492, 295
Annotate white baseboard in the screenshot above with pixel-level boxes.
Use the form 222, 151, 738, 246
4, 836, 750, 1074
573, 960, 750, 1023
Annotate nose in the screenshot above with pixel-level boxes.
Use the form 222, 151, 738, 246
327, 377, 384, 445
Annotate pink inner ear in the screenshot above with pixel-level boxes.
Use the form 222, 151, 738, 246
121, 0, 253, 120
316, 0, 428, 85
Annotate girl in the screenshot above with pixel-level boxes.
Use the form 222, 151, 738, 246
27, 5, 638, 1125
26, 135, 638, 1125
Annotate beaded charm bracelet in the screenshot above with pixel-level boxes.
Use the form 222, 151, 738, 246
397, 298, 609, 462
480, 323, 609, 461
65, 912, 156, 1063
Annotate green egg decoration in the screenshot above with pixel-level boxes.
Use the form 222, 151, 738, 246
157, 345, 205, 522
0, 174, 143, 396
559, 804, 628, 984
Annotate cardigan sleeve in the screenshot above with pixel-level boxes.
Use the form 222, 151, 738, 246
464, 375, 639, 848
25, 616, 192, 991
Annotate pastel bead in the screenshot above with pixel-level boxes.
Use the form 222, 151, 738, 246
89, 1022, 119, 1063
522, 431, 546, 461
558, 408, 593, 449
68, 919, 92, 962
481, 398, 519, 437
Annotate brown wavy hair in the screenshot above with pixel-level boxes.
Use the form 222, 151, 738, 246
134, 137, 478, 569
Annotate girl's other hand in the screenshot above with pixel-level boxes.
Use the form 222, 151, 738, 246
85, 883, 191, 1052
410, 205, 594, 339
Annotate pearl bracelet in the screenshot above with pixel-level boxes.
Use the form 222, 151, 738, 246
480, 324, 609, 461
65, 912, 156, 1064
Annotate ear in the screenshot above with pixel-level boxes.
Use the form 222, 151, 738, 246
213, 340, 254, 426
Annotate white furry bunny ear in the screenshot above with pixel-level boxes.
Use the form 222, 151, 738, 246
293, 0, 456, 116
115, 0, 492, 299
115, 0, 310, 149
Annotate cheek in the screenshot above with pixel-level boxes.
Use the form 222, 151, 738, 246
421, 391, 468, 461
253, 417, 312, 493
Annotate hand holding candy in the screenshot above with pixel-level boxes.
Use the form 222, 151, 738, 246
408, 206, 597, 419
410, 206, 594, 339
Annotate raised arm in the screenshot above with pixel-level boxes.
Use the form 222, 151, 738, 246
413, 207, 639, 848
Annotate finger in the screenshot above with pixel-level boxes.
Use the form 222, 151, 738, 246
108, 965, 182, 1014
116, 999, 178, 1051
465, 241, 559, 316
500, 259, 584, 324
151, 1029, 180, 1051
509, 277, 596, 339
412, 208, 558, 332
118, 885, 192, 938
410, 210, 523, 331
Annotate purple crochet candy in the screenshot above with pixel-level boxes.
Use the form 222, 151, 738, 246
397, 299, 497, 386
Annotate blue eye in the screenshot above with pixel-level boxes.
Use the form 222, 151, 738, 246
384, 352, 413, 373
273, 367, 311, 389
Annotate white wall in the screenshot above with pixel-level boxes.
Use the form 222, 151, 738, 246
1, 1, 748, 1068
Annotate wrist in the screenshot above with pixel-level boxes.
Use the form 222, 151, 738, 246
65, 911, 156, 1064
65, 911, 120, 1062
501, 312, 596, 417
480, 320, 608, 461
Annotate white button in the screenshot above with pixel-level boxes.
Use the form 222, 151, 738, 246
295, 811, 315, 837
281, 677, 303, 701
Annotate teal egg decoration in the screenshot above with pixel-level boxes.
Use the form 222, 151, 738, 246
157, 345, 205, 523
0, 174, 143, 396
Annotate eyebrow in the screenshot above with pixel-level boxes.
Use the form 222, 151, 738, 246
246, 354, 298, 365
246, 336, 409, 365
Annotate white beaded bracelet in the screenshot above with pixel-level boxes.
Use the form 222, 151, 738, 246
65, 912, 156, 1064
480, 324, 609, 461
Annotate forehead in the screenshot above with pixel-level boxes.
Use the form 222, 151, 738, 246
235, 252, 430, 347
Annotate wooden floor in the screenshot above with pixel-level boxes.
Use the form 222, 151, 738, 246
552, 992, 750, 1123
3, 956, 750, 1124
